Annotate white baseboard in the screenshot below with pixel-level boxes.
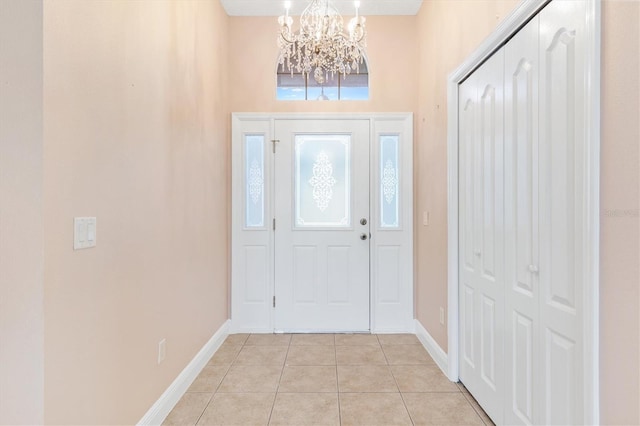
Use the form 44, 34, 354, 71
138, 319, 231, 426
414, 319, 450, 379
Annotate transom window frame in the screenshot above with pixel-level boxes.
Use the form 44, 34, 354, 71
276, 55, 371, 101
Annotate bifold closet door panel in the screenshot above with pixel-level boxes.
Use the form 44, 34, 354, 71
458, 48, 506, 425
538, 1, 587, 424
458, 70, 478, 394
504, 15, 540, 426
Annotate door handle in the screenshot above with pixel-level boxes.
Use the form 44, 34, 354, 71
360, 218, 368, 226
360, 233, 368, 241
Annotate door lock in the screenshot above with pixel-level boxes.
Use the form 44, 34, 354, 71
360, 218, 368, 226
360, 233, 368, 241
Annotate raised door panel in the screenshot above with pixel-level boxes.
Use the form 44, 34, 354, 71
513, 312, 534, 423
327, 246, 351, 304
462, 284, 476, 369
376, 246, 401, 304
504, 15, 540, 426
292, 246, 318, 304
244, 246, 269, 303
461, 97, 477, 274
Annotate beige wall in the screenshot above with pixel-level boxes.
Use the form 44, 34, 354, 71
600, 1, 640, 424
228, 16, 418, 113
414, 0, 519, 352
415, 0, 640, 424
0, 1, 45, 424
42, 0, 229, 423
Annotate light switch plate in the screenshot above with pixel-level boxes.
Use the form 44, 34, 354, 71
423, 211, 430, 226
158, 339, 166, 364
74, 217, 96, 250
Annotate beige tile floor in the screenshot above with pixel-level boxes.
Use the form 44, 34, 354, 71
163, 333, 494, 426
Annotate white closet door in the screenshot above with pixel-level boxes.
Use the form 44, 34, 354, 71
458, 1, 592, 423
458, 71, 479, 393
538, 1, 586, 424
504, 15, 540, 426
458, 48, 505, 424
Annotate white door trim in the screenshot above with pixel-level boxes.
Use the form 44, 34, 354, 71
231, 112, 414, 334
445, 0, 600, 423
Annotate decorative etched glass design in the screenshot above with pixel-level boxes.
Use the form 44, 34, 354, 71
309, 151, 337, 211
249, 159, 263, 204
382, 160, 398, 203
245, 135, 265, 228
295, 135, 351, 227
380, 135, 399, 228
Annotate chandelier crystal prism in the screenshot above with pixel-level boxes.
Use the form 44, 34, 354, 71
277, 0, 367, 84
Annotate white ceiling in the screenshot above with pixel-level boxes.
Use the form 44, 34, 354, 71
220, 0, 424, 17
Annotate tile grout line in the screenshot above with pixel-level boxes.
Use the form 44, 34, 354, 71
334, 334, 342, 426
192, 333, 248, 425
266, 334, 291, 425
377, 334, 415, 426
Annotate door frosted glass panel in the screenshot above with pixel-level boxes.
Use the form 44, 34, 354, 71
245, 134, 265, 228
380, 135, 399, 228
295, 134, 351, 227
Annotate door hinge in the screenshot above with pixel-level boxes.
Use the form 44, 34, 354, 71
271, 139, 279, 153
273, 296, 276, 308
273, 218, 276, 230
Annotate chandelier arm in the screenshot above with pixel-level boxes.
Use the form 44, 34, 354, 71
279, 31, 295, 45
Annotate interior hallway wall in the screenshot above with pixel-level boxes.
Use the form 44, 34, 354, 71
599, 1, 640, 423
414, 0, 519, 355
42, 1, 229, 423
415, 0, 640, 424
0, 1, 44, 424
227, 16, 418, 113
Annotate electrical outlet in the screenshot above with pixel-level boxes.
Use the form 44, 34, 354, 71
158, 339, 166, 364
439, 307, 445, 325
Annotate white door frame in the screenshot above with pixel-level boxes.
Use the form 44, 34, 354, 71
231, 112, 414, 334
446, 0, 600, 423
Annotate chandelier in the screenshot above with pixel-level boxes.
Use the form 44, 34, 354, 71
277, 0, 367, 84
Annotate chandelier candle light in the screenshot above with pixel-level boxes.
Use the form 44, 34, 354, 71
277, 0, 367, 84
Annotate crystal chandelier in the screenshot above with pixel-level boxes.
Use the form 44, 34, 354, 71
277, 0, 367, 84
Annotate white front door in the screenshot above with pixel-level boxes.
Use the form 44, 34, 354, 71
273, 119, 370, 332
231, 113, 413, 334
